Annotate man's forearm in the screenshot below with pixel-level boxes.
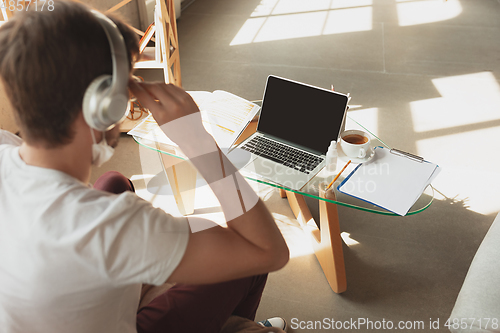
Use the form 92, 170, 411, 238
160, 115, 283, 251
160, 114, 259, 218
186, 149, 282, 254
130, 82, 289, 279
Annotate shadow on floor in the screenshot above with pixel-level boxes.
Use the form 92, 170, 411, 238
258, 189, 495, 333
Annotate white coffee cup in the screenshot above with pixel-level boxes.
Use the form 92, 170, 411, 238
340, 130, 372, 159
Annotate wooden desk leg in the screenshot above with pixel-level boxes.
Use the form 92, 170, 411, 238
283, 190, 347, 293
159, 152, 197, 216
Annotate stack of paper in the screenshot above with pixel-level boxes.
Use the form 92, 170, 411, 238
127, 90, 260, 150
337, 147, 440, 216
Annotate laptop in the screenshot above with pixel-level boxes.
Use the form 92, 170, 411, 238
227, 75, 349, 191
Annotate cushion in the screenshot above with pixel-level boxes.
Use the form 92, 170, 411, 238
448, 213, 500, 332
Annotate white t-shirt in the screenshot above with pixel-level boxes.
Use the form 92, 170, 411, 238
0, 130, 190, 333
0, 130, 22, 146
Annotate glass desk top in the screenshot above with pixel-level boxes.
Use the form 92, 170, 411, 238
132, 114, 434, 216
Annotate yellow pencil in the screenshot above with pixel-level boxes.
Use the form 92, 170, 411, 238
326, 160, 351, 190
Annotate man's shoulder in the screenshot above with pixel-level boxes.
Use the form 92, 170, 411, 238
69, 186, 146, 218
72, 188, 183, 232
0, 129, 22, 147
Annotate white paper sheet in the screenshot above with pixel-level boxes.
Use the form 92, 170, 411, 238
198, 91, 260, 149
127, 91, 260, 150
337, 147, 440, 216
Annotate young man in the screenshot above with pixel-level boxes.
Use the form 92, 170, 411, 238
0, 2, 289, 332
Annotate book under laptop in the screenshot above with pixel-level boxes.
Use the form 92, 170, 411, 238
227, 75, 349, 191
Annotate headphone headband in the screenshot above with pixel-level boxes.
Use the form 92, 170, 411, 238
90, 10, 129, 98
82, 10, 130, 131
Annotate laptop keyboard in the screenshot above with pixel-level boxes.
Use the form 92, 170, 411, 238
240, 136, 323, 174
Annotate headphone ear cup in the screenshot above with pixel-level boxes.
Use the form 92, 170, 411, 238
83, 75, 113, 131
84, 11, 131, 131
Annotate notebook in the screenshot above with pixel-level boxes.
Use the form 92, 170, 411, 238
337, 146, 440, 216
227, 75, 349, 191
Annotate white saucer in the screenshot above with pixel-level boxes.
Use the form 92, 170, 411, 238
337, 144, 375, 164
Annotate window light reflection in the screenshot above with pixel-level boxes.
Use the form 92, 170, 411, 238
231, 1, 373, 46
416, 126, 500, 215
341, 232, 360, 246
410, 72, 500, 133
251, 0, 373, 17
397, 0, 462, 26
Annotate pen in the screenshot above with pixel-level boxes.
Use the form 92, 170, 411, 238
326, 160, 351, 190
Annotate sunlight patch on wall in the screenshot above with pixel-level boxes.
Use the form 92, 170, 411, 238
274, 0, 373, 15
412, 72, 500, 215
416, 126, 500, 215
397, 0, 462, 26
231, 1, 373, 46
410, 72, 500, 133
324, 7, 373, 35
251, 0, 373, 17
250, 11, 328, 44
251, 0, 280, 17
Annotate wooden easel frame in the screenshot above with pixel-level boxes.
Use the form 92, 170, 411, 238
131, 1, 191, 213
106, 0, 181, 87
151, 0, 192, 213
1, 4, 14, 21
155, 0, 181, 86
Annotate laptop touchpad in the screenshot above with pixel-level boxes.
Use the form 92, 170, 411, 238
248, 157, 286, 180
225, 147, 255, 171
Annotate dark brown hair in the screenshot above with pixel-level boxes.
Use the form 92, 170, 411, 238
0, 1, 139, 148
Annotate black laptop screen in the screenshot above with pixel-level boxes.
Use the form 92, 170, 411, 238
257, 76, 349, 154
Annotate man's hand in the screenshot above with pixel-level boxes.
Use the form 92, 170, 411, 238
129, 81, 289, 285
128, 81, 199, 127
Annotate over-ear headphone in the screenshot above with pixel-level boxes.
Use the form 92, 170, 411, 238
82, 10, 129, 131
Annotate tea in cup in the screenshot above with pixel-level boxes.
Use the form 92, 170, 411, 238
340, 130, 372, 159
